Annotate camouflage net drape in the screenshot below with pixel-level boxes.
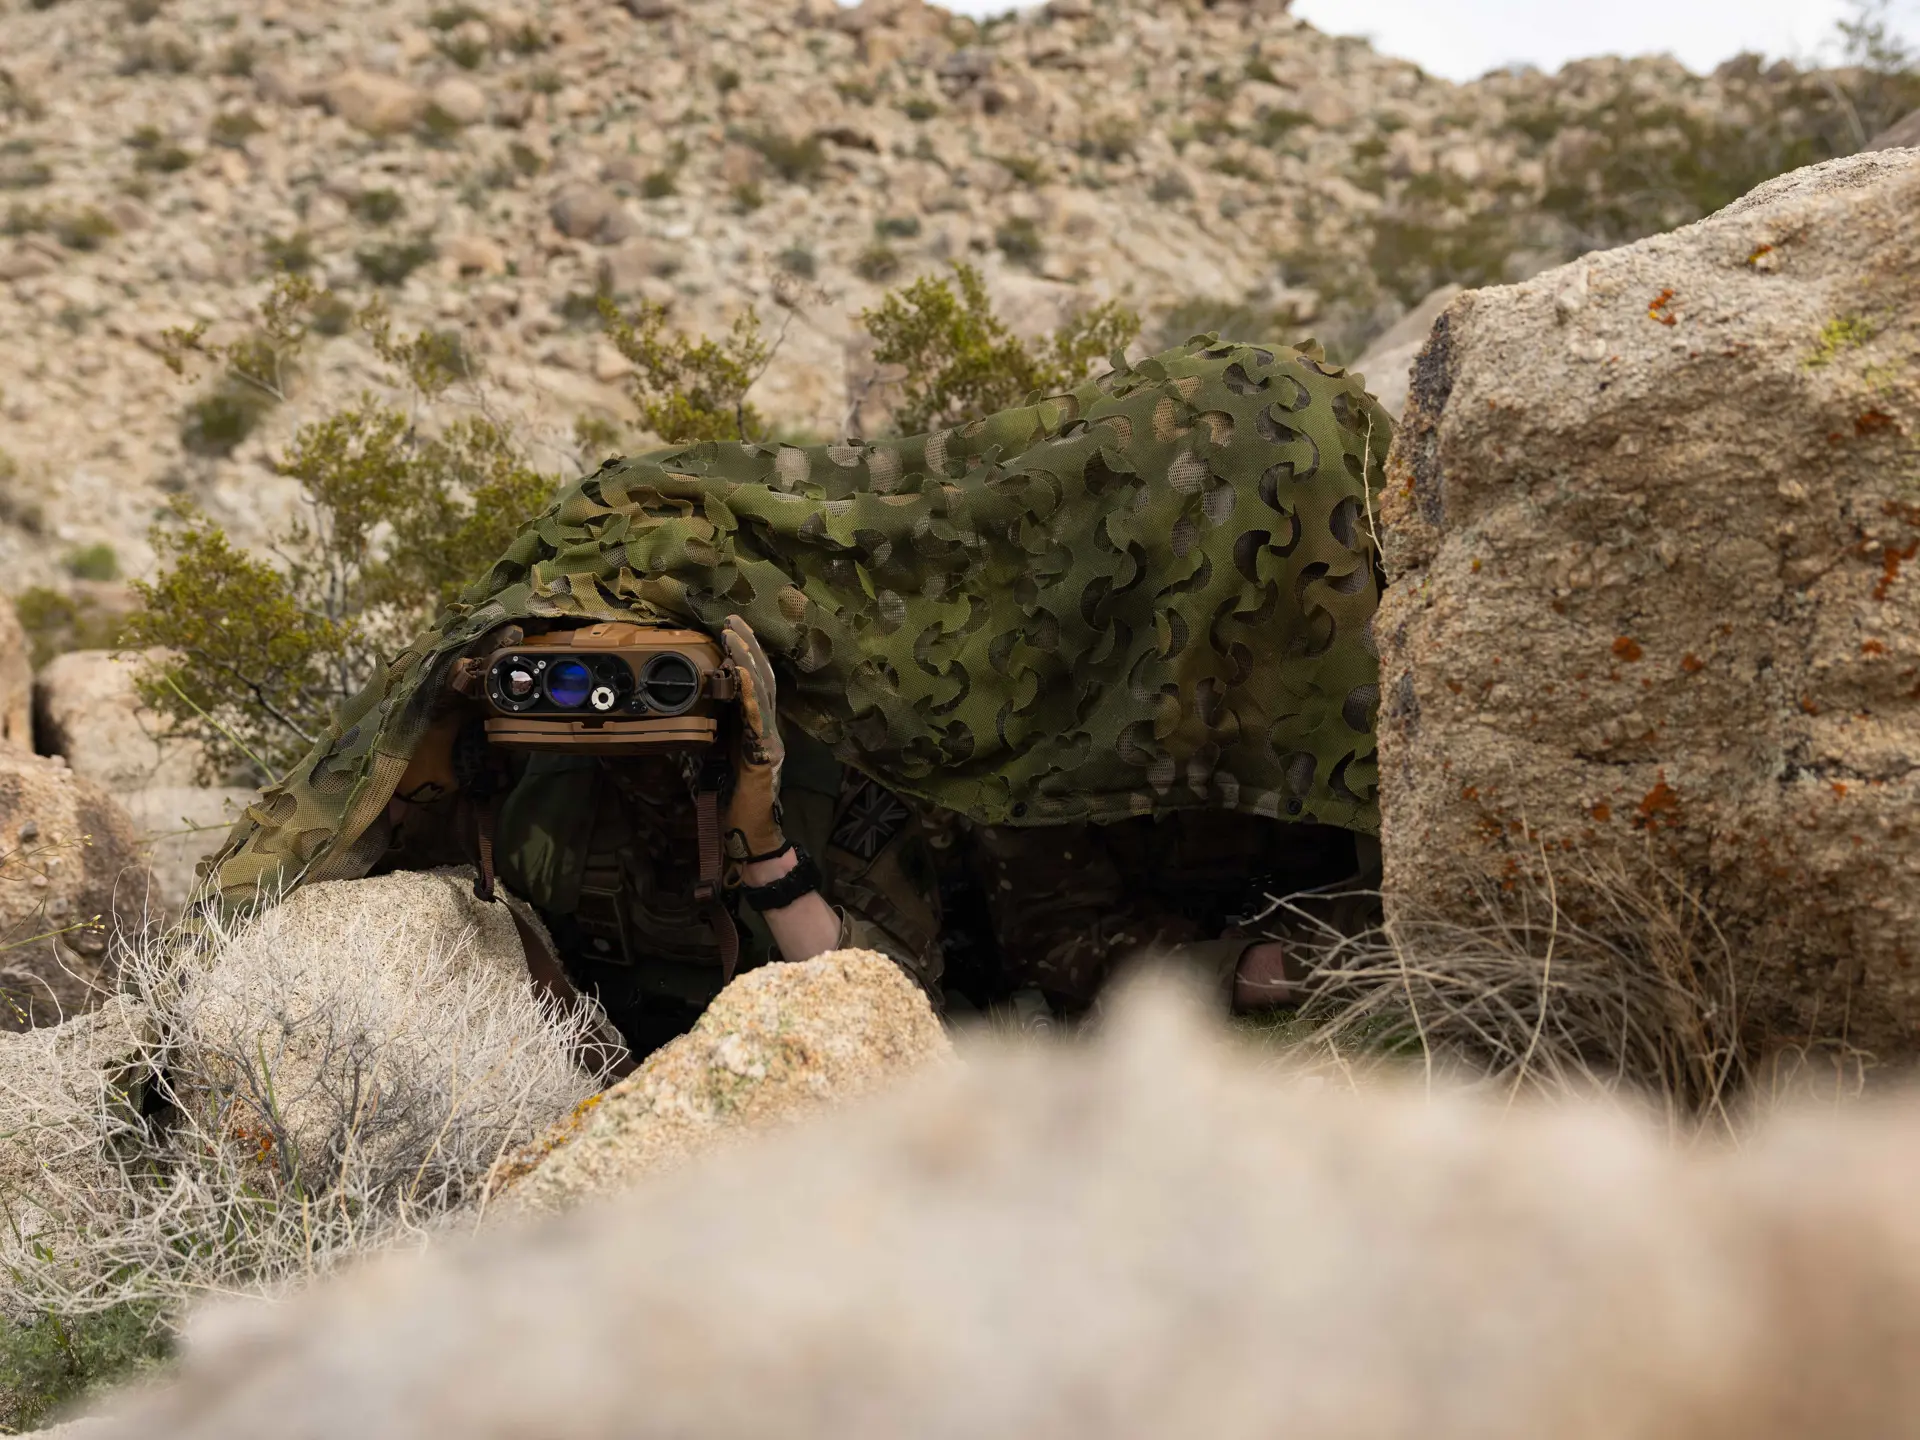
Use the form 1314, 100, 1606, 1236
206, 338, 1393, 909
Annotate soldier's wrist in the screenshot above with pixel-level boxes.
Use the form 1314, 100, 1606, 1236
741, 840, 798, 887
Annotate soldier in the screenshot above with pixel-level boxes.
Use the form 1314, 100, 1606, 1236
494, 618, 945, 1060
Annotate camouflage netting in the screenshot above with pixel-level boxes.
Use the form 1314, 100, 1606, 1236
205, 338, 1393, 910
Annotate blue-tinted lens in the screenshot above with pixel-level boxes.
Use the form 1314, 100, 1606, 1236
545, 659, 593, 709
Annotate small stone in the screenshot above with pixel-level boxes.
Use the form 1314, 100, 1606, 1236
549, 183, 635, 244
444, 234, 508, 277
321, 70, 427, 136
430, 76, 489, 127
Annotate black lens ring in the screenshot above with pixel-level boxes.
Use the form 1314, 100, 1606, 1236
490, 655, 543, 713
639, 652, 701, 717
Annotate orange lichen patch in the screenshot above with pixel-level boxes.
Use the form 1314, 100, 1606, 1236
1461, 785, 1480, 801
1681, 653, 1705, 673
1832, 782, 1849, 797
1745, 243, 1775, 266
1612, 636, 1644, 662
1874, 540, 1919, 602
1800, 695, 1822, 715
1856, 410, 1896, 436
1648, 289, 1679, 326
1863, 639, 1888, 656
1470, 557, 1483, 573
1590, 802, 1613, 822
1446, 679, 1464, 694
1636, 778, 1680, 826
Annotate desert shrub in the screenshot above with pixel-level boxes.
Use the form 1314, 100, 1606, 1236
130, 279, 562, 779
217, 39, 256, 77
117, 33, 196, 75
714, 66, 742, 94
642, 167, 677, 199
61, 544, 118, 582
53, 208, 117, 251
993, 217, 1043, 268
729, 181, 764, 212
356, 237, 437, 286
1075, 114, 1138, 163
899, 95, 938, 122
0, 888, 604, 1379
0, 153, 52, 190
1150, 169, 1196, 203
854, 243, 902, 283
993, 153, 1046, 186
14, 588, 123, 668
743, 128, 827, 185
0, 449, 43, 536
0, 1302, 171, 1431
208, 109, 264, 150
777, 244, 817, 279
353, 187, 405, 225
597, 295, 772, 447
128, 123, 193, 174
262, 228, 316, 274
504, 21, 549, 55
417, 103, 465, 147
859, 260, 1140, 434
875, 214, 921, 239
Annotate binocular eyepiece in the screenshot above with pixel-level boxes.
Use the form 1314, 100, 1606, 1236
476, 623, 730, 754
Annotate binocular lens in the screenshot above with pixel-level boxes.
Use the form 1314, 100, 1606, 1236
503, 667, 537, 700
545, 660, 594, 709
639, 653, 699, 715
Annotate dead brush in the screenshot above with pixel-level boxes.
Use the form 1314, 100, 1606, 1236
2, 884, 605, 1327
1258, 852, 1779, 1133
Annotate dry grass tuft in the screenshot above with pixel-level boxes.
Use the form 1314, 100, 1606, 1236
2, 880, 606, 1329
1254, 853, 1801, 1133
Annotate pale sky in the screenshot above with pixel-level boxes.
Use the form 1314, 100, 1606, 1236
918, 0, 1920, 82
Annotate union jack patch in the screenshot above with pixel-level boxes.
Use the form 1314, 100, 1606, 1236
831, 777, 911, 861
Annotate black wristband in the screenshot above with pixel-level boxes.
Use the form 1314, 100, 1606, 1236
739, 844, 823, 912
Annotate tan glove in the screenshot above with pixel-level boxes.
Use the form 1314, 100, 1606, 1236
720, 615, 788, 862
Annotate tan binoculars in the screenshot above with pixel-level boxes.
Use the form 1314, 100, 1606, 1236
470, 622, 734, 754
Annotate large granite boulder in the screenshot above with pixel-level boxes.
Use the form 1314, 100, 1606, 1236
82, 982, 1920, 1439
0, 750, 143, 1030
1375, 151, 1920, 1061
488, 949, 952, 1217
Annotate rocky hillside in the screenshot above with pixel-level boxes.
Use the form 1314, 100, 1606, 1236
0, 0, 1910, 604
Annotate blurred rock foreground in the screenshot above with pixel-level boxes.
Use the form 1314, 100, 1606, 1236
0, 0, 1910, 592
86, 980, 1920, 1439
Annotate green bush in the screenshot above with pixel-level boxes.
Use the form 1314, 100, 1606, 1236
730, 181, 764, 212
128, 125, 193, 174
875, 214, 921, 239
132, 287, 563, 778
900, 95, 938, 121
0, 1303, 171, 1433
642, 167, 678, 199
859, 260, 1139, 434
436, 33, 489, 69
14, 585, 125, 666
353, 187, 405, 225
994, 217, 1043, 268
993, 153, 1046, 186
53, 208, 117, 251
357, 237, 437, 286
854, 243, 902, 283
209, 109, 264, 149
62, 543, 119, 582
180, 381, 275, 455
217, 39, 256, 77
262, 228, 317, 274
597, 294, 771, 448
743, 128, 827, 185
777, 245, 817, 279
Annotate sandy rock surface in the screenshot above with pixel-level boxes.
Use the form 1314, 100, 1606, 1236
0, 750, 144, 1030
1376, 149, 1920, 1060
0, 596, 32, 750
33, 650, 203, 792
489, 947, 951, 1216
87, 980, 1920, 1439
179, 867, 595, 1179
31, 649, 251, 911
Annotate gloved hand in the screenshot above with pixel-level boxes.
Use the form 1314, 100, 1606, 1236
720, 615, 788, 862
